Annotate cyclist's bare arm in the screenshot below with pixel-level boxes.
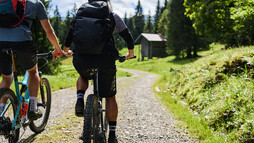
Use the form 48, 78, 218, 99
40, 19, 63, 59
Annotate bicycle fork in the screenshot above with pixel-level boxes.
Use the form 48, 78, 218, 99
38, 72, 46, 107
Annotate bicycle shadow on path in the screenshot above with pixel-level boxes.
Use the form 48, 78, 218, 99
18, 133, 38, 143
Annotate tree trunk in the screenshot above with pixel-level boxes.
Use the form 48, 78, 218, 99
186, 47, 192, 58
193, 46, 198, 57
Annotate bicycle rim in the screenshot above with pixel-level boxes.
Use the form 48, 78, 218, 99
29, 78, 51, 133
0, 88, 19, 143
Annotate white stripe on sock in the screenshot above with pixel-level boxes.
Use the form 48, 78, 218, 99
30, 97, 38, 111
77, 93, 84, 99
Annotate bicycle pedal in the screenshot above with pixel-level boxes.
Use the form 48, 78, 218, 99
23, 120, 30, 127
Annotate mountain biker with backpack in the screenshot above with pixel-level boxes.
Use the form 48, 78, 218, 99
0, 0, 63, 120
63, 0, 134, 142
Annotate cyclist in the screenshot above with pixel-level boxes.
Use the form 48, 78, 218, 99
0, 0, 63, 120
63, 0, 134, 142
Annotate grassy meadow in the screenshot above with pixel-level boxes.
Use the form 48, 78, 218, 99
117, 44, 254, 143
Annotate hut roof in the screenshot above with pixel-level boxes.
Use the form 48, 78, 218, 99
135, 33, 166, 43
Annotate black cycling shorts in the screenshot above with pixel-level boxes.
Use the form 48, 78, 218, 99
0, 41, 37, 75
73, 54, 117, 98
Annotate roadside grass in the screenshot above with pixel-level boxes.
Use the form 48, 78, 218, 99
118, 44, 254, 142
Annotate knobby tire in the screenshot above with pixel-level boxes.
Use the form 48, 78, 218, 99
83, 94, 100, 143
29, 78, 51, 133
0, 88, 20, 143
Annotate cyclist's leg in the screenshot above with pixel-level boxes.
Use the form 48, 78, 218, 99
27, 64, 39, 98
0, 49, 13, 112
98, 69, 117, 120
15, 41, 41, 119
73, 54, 91, 116
0, 74, 13, 114
106, 96, 118, 121
0, 74, 13, 89
0, 48, 13, 89
98, 69, 118, 142
75, 76, 88, 116
77, 76, 89, 91
15, 41, 38, 98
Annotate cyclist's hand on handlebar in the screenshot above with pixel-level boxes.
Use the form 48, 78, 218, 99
63, 49, 73, 57
126, 49, 134, 60
63, 46, 73, 58
52, 49, 63, 60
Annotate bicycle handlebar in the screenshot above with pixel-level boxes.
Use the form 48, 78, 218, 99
117, 55, 136, 63
37, 51, 53, 60
37, 51, 53, 69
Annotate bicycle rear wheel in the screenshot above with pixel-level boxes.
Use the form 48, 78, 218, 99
82, 94, 100, 143
0, 88, 19, 143
29, 77, 51, 133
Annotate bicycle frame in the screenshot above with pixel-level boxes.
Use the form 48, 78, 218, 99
0, 52, 30, 130
93, 70, 105, 134
91, 69, 107, 141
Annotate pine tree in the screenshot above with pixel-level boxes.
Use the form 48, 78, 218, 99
146, 10, 153, 33
127, 15, 135, 36
154, 0, 161, 33
71, 3, 78, 17
124, 12, 128, 24
167, 0, 191, 58
161, 0, 168, 14
65, 10, 72, 30
134, 0, 145, 39
52, 5, 61, 37
167, 0, 206, 58
60, 10, 72, 47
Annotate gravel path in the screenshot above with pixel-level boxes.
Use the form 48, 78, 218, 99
116, 69, 198, 143
0, 69, 198, 143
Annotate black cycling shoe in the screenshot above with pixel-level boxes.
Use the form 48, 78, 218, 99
75, 98, 84, 117
28, 109, 43, 120
108, 135, 118, 143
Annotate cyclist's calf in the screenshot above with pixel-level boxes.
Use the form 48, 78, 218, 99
27, 64, 40, 97
0, 74, 13, 89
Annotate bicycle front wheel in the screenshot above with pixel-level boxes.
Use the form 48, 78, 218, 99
83, 94, 100, 143
29, 77, 51, 133
0, 88, 19, 143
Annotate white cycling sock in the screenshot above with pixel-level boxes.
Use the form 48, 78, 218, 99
30, 97, 38, 111
0, 103, 5, 114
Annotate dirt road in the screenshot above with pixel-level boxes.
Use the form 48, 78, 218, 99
1, 69, 198, 143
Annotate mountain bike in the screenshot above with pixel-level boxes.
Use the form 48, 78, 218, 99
0, 49, 52, 142
81, 56, 134, 143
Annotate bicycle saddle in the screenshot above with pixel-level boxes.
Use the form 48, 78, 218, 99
1, 48, 15, 54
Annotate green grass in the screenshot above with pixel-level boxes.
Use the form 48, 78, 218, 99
118, 44, 254, 142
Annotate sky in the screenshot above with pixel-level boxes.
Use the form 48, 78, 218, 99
50, 0, 165, 18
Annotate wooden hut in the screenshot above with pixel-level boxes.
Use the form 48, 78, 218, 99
135, 33, 168, 60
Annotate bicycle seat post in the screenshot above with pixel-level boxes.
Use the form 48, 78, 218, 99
4, 49, 18, 81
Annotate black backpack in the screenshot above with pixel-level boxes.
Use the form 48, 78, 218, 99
73, 1, 114, 54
